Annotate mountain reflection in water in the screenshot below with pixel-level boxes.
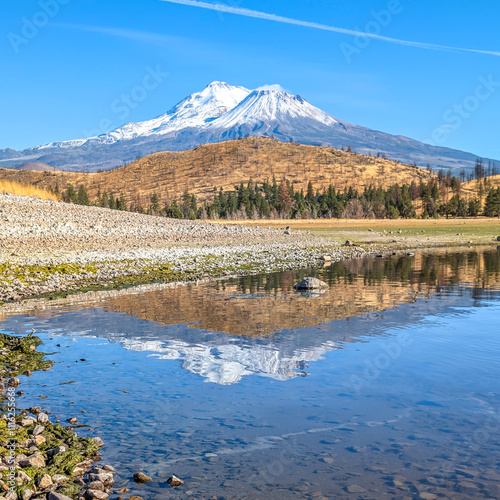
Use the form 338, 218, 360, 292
21, 247, 500, 385
103, 248, 500, 336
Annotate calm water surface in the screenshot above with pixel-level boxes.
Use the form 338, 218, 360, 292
1, 248, 500, 499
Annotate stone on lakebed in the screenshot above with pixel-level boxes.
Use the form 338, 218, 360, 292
133, 472, 151, 483
167, 475, 184, 487
294, 277, 328, 291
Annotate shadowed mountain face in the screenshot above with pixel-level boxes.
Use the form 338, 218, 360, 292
16, 248, 500, 385
0, 82, 495, 173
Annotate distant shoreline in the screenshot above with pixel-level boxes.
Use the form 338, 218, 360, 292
0, 193, 498, 307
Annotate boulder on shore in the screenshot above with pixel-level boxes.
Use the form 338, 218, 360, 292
294, 277, 328, 290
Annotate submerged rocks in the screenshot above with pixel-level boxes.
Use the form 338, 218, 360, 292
167, 475, 184, 487
0, 331, 115, 500
294, 277, 329, 291
6, 377, 21, 387
79, 466, 115, 499
133, 472, 151, 483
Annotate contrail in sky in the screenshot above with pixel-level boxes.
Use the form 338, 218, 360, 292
160, 0, 500, 57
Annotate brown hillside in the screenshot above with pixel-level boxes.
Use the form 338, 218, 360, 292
15, 161, 57, 172
0, 137, 435, 204
462, 174, 500, 195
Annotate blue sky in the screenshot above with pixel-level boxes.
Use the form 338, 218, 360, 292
1, 0, 499, 159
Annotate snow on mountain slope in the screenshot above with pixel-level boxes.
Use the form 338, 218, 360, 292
37, 83, 335, 148
35, 81, 251, 149
37, 138, 89, 150
88, 81, 251, 145
212, 89, 338, 130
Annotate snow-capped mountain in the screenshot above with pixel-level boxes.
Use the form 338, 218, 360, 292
212, 89, 338, 129
86, 81, 251, 145
0, 81, 494, 172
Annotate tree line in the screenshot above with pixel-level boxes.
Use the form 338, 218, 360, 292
56, 173, 500, 220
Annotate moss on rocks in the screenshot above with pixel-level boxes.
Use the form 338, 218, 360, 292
0, 332, 109, 499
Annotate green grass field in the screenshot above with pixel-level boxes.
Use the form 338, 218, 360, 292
214, 218, 500, 246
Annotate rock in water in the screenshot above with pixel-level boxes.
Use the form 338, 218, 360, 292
133, 472, 151, 483
48, 494, 74, 500
92, 437, 105, 447
167, 475, 184, 487
294, 277, 328, 290
7, 377, 21, 387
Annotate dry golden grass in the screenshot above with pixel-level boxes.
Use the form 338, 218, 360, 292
0, 137, 435, 206
0, 180, 59, 201
462, 174, 500, 197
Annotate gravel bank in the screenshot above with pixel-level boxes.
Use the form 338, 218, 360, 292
0, 194, 307, 255
0, 194, 364, 303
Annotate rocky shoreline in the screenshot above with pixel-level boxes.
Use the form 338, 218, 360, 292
2, 193, 489, 306
0, 331, 117, 500
1, 194, 498, 499
0, 193, 369, 304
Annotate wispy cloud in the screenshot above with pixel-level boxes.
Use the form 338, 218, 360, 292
54, 23, 226, 62
160, 0, 500, 57
55, 24, 187, 46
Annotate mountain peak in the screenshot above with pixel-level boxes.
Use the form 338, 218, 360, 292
250, 88, 306, 103
0, 81, 491, 173
205, 80, 232, 89
210, 87, 338, 131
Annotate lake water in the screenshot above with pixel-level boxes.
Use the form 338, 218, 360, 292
2, 248, 500, 499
